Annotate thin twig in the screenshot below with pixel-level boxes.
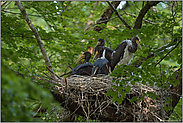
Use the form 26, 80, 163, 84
33, 104, 42, 117
60, 71, 72, 77
35, 66, 54, 80
107, 1, 131, 30
124, 12, 156, 25
38, 78, 59, 85
4, 64, 25, 78
84, 13, 126, 31
46, 66, 63, 81
63, 105, 81, 120
154, 38, 182, 67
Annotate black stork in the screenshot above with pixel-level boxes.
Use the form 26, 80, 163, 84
93, 38, 113, 64
71, 51, 93, 76
91, 45, 110, 75
92, 45, 113, 73
111, 35, 142, 71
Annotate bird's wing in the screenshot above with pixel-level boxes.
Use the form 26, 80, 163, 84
111, 41, 127, 70
104, 47, 114, 52
72, 63, 93, 75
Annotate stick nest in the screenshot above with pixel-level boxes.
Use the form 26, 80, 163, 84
53, 74, 172, 122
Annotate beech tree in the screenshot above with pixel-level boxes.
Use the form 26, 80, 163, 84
1, 1, 182, 122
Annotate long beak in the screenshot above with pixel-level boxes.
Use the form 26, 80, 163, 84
94, 41, 100, 49
88, 47, 94, 55
75, 54, 85, 64
136, 40, 142, 50
92, 51, 98, 61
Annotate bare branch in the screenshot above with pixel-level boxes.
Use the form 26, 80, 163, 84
106, 1, 131, 30
131, 38, 179, 68
15, 1, 56, 79
154, 38, 182, 67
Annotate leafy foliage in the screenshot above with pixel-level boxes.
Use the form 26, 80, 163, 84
1, 1, 182, 122
1, 62, 55, 121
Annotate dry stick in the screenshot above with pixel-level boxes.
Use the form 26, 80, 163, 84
106, 1, 131, 30
33, 104, 42, 117
154, 38, 182, 67
63, 105, 81, 120
15, 1, 56, 79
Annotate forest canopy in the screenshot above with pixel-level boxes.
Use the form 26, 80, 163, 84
1, 1, 182, 122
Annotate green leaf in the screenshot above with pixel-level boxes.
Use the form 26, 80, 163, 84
126, 85, 131, 93
130, 96, 137, 103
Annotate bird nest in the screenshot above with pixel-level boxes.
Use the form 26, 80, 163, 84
52, 74, 172, 122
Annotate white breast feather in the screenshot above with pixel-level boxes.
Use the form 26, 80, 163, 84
118, 40, 134, 65
102, 49, 106, 58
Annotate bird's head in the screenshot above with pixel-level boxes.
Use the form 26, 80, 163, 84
92, 45, 104, 61
131, 35, 142, 50
94, 38, 105, 49
75, 51, 91, 64
87, 46, 94, 55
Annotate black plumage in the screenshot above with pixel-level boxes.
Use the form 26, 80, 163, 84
93, 38, 113, 64
111, 36, 142, 71
92, 45, 113, 73
72, 62, 93, 75
72, 51, 93, 76
94, 38, 105, 47
92, 58, 109, 75
94, 38, 105, 55
92, 45, 111, 75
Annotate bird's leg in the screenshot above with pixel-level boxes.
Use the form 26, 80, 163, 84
109, 67, 112, 74
92, 67, 98, 75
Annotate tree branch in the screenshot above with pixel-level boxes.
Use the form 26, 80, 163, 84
154, 38, 182, 67
124, 12, 156, 25
15, 1, 56, 79
133, 1, 160, 29
2, 10, 42, 17
106, 1, 131, 30
94, 1, 121, 32
131, 38, 179, 68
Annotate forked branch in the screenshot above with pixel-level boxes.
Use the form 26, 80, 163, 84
106, 1, 131, 30
133, 1, 160, 29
